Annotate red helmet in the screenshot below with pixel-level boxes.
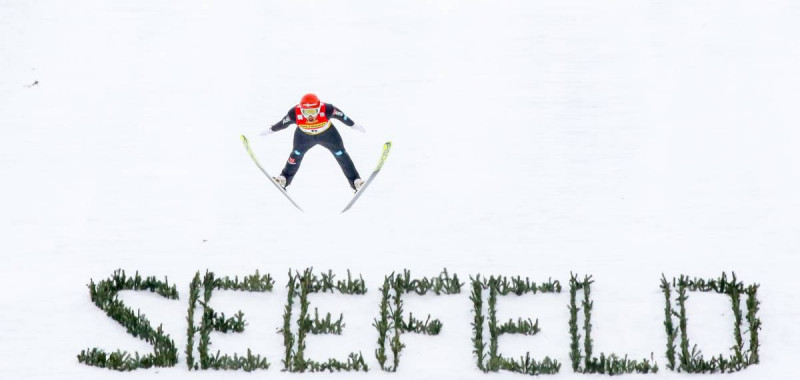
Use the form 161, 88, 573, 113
300, 93, 320, 109
299, 93, 321, 118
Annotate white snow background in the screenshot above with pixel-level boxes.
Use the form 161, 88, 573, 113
1, 0, 799, 379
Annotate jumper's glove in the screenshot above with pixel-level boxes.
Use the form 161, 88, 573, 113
259, 127, 275, 137
351, 124, 366, 133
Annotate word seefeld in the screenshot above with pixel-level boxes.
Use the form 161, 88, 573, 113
79, 269, 760, 375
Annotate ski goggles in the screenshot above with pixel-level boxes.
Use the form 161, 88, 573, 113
301, 107, 320, 118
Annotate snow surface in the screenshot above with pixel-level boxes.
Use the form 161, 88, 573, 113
1, 0, 799, 379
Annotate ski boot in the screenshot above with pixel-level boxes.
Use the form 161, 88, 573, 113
273, 175, 287, 190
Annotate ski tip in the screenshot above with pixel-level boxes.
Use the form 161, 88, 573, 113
241, 134, 248, 143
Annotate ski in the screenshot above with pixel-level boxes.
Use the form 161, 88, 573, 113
241, 135, 303, 212
342, 141, 392, 213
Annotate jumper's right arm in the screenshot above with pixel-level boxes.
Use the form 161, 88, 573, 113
261, 109, 296, 136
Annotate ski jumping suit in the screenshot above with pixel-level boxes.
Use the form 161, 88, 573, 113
268, 103, 361, 189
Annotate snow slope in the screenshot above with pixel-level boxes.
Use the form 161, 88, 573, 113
1, 0, 799, 379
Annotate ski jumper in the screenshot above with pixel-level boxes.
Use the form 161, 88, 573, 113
268, 103, 361, 190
